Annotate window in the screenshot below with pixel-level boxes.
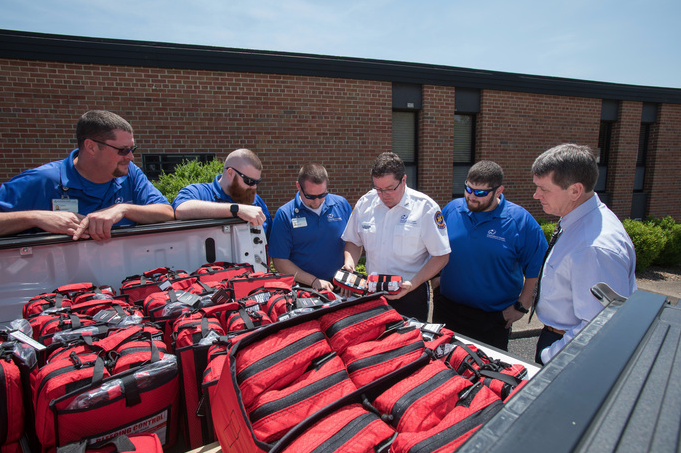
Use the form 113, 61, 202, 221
634, 124, 650, 192
595, 121, 612, 194
141, 153, 216, 180
392, 111, 418, 188
453, 114, 475, 197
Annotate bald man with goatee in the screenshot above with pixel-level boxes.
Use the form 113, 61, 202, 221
172, 148, 272, 238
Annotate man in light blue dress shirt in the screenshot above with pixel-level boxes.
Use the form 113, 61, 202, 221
532, 143, 637, 365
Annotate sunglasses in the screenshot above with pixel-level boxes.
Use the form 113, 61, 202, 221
300, 187, 328, 200
464, 182, 499, 197
227, 166, 261, 186
372, 178, 403, 195
89, 139, 137, 156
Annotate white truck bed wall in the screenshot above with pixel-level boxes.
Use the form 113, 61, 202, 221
0, 219, 267, 323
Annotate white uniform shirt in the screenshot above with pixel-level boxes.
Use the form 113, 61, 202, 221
342, 186, 451, 281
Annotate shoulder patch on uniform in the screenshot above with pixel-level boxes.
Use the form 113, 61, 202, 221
434, 211, 446, 229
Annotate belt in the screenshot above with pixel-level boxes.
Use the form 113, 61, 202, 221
544, 325, 566, 335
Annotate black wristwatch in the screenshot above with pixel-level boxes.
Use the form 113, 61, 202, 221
230, 204, 239, 217
513, 301, 529, 314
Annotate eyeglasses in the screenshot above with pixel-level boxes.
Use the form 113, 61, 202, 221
89, 139, 137, 156
464, 181, 499, 197
373, 178, 403, 195
226, 166, 261, 186
300, 187, 328, 200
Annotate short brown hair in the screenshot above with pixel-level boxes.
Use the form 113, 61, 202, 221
76, 110, 133, 148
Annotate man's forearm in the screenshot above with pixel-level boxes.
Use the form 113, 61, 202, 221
174, 200, 230, 220
410, 254, 449, 288
121, 203, 175, 224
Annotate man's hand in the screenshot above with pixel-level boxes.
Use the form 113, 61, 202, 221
502, 303, 525, 329
33, 211, 87, 237
237, 204, 267, 227
313, 278, 334, 292
73, 205, 126, 241
385, 280, 413, 300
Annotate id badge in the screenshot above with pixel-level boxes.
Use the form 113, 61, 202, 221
52, 198, 79, 212
292, 217, 308, 228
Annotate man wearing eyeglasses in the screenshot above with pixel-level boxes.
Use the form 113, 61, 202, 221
434, 161, 547, 351
172, 148, 271, 238
342, 152, 451, 321
0, 110, 174, 241
269, 163, 351, 291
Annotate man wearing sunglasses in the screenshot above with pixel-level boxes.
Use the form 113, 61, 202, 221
434, 161, 547, 351
269, 163, 351, 291
173, 148, 271, 238
0, 110, 174, 241
342, 152, 451, 321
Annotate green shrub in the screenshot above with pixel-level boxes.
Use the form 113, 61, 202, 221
623, 219, 666, 273
648, 216, 681, 267
152, 159, 224, 202
356, 257, 366, 275
541, 222, 558, 243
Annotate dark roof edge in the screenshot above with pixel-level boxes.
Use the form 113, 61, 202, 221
2, 29, 680, 104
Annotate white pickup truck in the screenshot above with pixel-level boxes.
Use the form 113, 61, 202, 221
0, 219, 268, 324
1, 220, 676, 453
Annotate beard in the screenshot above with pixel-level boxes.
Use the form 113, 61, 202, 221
228, 177, 257, 204
112, 161, 130, 178
465, 194, 495, 213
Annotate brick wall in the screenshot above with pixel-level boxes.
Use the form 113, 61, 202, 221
2, 57, 681, 221
476, 90, 601, 221
607, 101, 641, 217
419, 85, 456, 208
647, 103, 681, 219
0, 59, 392, 211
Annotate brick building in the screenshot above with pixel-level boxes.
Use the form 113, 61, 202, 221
1, 29, 680, 221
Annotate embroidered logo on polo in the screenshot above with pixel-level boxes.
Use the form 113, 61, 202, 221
434, 211, 446, 229
487, 229, 506, 242
327, 213, 344, 222
114, 196, 124, 204
399, 215, 418, 225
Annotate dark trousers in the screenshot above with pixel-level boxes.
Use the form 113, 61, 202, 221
433, 293, 510, 351
535, 327, 564, 365
388, 281, 430, 322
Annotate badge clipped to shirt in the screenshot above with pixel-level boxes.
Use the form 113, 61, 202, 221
52, 198, 79, 213
292, 217, 308, 228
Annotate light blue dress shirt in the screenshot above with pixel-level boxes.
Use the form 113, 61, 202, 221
537, 193, 637, 363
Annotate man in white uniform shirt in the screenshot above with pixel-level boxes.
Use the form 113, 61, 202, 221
342, 152, 451, 320
532, 143, 637, 365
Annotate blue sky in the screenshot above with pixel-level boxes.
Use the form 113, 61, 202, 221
1, 0, 679, 89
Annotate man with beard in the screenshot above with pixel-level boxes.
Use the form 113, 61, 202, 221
433, 161, 547, 350
0, 110, 174, 241
172, 148, 271, 238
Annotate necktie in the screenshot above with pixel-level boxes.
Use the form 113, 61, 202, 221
529, 220, 562, 322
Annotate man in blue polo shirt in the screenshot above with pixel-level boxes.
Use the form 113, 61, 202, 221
269, 163, 351, 292
0, 110, 174, 241
434, 161, 547, 350
172, 148, 271, 238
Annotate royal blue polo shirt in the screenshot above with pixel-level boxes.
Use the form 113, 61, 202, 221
0, 149, 169, 229
172, 175, 272, 238
439, 194, 548, 312
268, 193, 351, 282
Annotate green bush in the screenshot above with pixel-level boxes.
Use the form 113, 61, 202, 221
356, 257, 366, 275
648, 216, 681, 267
540, 222, 558, 243
623, 219, 667, 273
152, 159, 224, 202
